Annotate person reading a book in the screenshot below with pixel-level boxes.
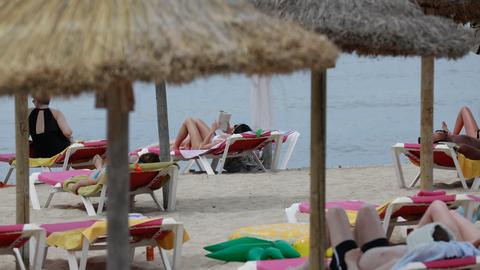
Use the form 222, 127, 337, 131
171, 117, 252, 150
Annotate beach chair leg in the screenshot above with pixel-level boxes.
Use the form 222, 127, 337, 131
172, 224, 184, 270
392, 146, 406, 188
471, 177, 480, 191
150, 191, 165, 211
13, 248, 27, 270
158, 247, 172, 270
285, 203, 301, 223
408, 171, 421, 189
2, 166, 14, 184
97, 185, 108, 215
181, 160, 195, 174
252, 152, 267, 172
78, 238, 89, 270
80, 196, 97, 216
67, 251, 80, 270
29, 172, 41, 210
198, 157, 215, 176
166, 167, 178, 212
210, 158, 219, 173
279, 133, 299, 170
29, 231, 46, 270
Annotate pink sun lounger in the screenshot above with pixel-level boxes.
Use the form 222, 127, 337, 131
392, 142, 480, 190
39, 217, 184, 270
0, 223, 46, 270
286, 191, 480, 238
1, 139, 107, 185
29, 162, 179, 216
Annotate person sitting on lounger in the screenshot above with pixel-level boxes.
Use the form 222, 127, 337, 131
325, 200, 480, 270
28, 94, 73, 158
171, 117, 252, 150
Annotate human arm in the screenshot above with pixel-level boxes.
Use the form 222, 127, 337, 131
52, 110, 73, 138
456, 144, 480, 160
200, 121, 220, 148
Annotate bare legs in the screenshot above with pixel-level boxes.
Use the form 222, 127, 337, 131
326, 206, 406, 270
417, 200, 480, 243
442, 106, 479, 138
172, 118, 213, 150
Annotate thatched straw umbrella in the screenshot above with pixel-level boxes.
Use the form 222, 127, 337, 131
0, 0, 338, 268
251, 0, 472, 269
415, 0, 480, 24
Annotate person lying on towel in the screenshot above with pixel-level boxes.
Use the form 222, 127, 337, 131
304, 201, 480, 270
66, 153, 160, 194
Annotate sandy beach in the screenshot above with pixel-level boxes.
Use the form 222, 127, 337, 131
0, 163, 475, 269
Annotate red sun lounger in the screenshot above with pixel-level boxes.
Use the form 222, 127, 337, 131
285, 190, 480, 239
29, 162, 178, 216
0, 224, 46, 270
1, 139, 107, 185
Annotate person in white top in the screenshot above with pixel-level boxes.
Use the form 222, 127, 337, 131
171, 118, 251, 150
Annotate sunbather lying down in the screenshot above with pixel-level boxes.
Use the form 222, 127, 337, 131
66, 153, 159, 194
171, 117, 252, 150
298, 200, 480, 270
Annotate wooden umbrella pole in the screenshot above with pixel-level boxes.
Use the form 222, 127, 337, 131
420, 56, 434, 190
15, 93, 29, 267
310, 68, 327, 270
106, 81, 132, 270
155, 81, 172, 209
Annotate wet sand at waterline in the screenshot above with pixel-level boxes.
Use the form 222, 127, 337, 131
0, 163, 475, 269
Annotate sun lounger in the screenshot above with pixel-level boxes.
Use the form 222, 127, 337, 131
238, 255, 480, 270
1, 139, 107, 185
0, 224, 46, 270
392, 142, 480, 190
285, 191, 480, 238
29, 162, 179, 216
132, 131, 284, 176
40, 217, 186, 270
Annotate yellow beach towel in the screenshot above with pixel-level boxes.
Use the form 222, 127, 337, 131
457, 153, 480, 179
47, 218, 189, 251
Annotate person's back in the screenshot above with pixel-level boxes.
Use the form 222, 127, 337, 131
28, 95, 72, 158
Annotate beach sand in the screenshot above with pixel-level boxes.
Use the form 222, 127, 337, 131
0, 163, 475, 269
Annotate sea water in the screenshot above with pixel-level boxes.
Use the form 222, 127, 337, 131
0, 53, 479, 177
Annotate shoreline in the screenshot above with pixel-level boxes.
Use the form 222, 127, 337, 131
0, 163, 474, 269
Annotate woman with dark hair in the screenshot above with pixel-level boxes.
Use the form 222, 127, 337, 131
28, 94, 73, 158
171, 117, 252, 150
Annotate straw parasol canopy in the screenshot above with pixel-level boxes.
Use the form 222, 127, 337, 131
415, 0, 480, 25
250, 0, 473, 58
0, 0, 338, 97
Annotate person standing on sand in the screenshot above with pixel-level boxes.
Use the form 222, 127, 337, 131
28, 94, 73, 158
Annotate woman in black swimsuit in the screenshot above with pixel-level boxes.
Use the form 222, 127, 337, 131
28, 95, 73, 158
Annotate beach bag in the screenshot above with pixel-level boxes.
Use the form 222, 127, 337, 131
223, 154, 263, 173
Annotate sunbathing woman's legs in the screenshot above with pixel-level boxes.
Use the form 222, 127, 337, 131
443, 106, 479, 138
194, 118, 211, 139
417, 200, 480, 242
355, 206, 406, 270
173, 117, 204, 149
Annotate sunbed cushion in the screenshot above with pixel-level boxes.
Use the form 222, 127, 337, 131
39, 170, 91, 186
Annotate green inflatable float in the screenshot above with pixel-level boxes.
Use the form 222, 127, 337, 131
204, 237, 301, 262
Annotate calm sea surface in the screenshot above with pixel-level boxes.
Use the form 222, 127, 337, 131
0, 54, 479, 177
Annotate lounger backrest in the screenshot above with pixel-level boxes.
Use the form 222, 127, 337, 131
55, 140, 107, 164
403, 143, 455, 168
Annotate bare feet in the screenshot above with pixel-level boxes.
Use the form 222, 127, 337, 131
441, 121, 451, 134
